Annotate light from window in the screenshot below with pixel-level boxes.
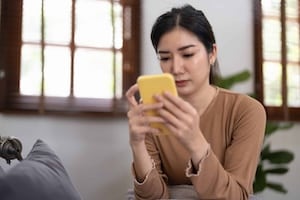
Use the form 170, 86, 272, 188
286, 0, 300, 107
20, 0, 123, 99
261, 0, 300, 107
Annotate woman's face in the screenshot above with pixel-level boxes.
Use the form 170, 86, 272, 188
157, 27, 216, 97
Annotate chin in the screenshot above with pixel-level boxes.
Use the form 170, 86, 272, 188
177, 88, 193, 97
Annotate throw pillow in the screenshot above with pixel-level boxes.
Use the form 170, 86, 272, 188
0, 139, 82, 200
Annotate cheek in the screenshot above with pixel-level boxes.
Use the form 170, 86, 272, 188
190, 56, 209, 71
160, 64, 171, 73
188, 58, 211, 79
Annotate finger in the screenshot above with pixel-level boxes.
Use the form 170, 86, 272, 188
154, 94, 196, 132
128, 104, 165, 125
126, 84, 139, 108
130, 125, 160, 135
129, 115, 164, 135
127, 101, 164, 129
153, 93, 185, 119
163, 91, 192, 112
162, 92, 197, 118
142, 101, 164, 112
157, 106, 182, 129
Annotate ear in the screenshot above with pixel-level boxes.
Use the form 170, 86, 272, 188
209, 44, 217, 65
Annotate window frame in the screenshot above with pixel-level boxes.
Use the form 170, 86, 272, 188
254, 0, 300, 121
0, 0, 140, 116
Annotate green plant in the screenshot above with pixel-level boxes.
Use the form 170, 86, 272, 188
253, 122, 294, 193
216, 70, 295, 194
215, 70, 251, 90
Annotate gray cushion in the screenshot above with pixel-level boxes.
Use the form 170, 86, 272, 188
0, 139, 82, 200
0, 166, 4, 176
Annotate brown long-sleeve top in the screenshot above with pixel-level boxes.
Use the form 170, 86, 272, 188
132, 87, 266, 200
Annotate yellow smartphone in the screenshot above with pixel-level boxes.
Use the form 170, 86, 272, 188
137, 73, 178, 135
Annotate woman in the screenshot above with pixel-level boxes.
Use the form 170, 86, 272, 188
126, 4, 266, 200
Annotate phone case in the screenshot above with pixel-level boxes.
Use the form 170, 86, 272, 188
137, 73, 178, 135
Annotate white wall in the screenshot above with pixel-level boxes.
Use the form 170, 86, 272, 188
0, 0, 299, 200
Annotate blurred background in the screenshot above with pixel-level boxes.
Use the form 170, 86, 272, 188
0, 0, 299, 199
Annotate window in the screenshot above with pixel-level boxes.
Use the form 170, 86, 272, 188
254, 0, 300, 121
0, 0, 140, 116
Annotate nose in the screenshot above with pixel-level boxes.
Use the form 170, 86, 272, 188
171, 55, 184, 74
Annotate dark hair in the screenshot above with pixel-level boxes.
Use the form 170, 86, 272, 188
150, 4, 220, 84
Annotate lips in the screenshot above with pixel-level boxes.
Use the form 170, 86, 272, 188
175, 80, 188, 87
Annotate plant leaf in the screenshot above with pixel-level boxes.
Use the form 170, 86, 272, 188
262, 150, 294, 164
266, 182, 288, 193
253, 164, 266, 193
260, 144, 270, 160
265, 122, 279, 136
265, 167, 289, 174
265, 121, 294, 137
215, 70, 251, 89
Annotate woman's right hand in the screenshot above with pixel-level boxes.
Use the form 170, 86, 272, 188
126, 84, 164, 147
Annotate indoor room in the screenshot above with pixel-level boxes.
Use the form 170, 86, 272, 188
0, 0, 299, 200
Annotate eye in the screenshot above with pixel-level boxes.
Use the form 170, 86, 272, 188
159, 57, 170, 62
182, 53, 194, 58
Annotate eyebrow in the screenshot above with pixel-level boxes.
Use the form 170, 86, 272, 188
157, 44, 196, 54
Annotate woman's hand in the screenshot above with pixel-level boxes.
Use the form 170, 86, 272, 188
154, 92, 208, 157
126, 84, 164, 146
126, 84, 164, 181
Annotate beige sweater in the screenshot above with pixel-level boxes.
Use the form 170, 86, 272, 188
132, 88, 266, 200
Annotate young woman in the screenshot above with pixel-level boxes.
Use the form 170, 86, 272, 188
126, 4, 266, 200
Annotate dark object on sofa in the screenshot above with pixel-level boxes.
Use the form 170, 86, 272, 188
0, 139, 82, 200
0, 136, 23, 164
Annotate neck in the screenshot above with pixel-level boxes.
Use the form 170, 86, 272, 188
182, 85, 217, 116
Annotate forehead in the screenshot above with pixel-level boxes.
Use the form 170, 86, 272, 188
157, 27, 203, 51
